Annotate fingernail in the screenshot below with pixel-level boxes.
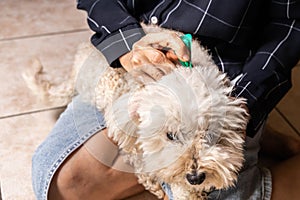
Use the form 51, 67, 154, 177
183, 55, 190, 61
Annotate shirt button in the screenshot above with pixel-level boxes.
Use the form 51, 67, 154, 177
150, 16, 158, 25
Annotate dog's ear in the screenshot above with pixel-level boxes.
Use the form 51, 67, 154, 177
103, 92, 142, 151
128, 95, 141, 125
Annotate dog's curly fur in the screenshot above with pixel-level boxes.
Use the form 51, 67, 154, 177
24, 25, 249, 200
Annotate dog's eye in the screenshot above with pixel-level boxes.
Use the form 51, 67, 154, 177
166, 132, 176, 141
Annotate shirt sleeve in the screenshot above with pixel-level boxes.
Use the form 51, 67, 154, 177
77, 0, 145, 67
231, 1, 300, 135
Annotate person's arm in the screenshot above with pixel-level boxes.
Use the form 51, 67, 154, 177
77, 0, 145, 67
232, 1, 300, 136
77, 0, 190, 82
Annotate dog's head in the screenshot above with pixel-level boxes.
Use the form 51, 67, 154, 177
126, 66, 248, 195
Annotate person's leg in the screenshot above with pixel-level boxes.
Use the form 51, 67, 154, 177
260, 126, 300, 200
206, 123, 299, 200
32, 96, 157, 200
270, 154, 300, 200
48, 129, 157, 200
260, 126, 300, 160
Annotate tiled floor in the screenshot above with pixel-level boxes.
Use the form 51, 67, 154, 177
0, 1, 299, 199
0, 1, 91, 199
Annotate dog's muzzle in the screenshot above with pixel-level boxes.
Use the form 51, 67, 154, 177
186, 172, 206, 185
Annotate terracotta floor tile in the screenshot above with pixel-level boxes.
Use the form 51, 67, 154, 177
0, 0, 88, 40
0, 108, 64, 200
267, 109, 299, 139
262, 108, 300, 166
0, 31, 91, 117
276, 67, 300, 135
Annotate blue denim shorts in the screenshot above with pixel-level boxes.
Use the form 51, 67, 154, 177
32, 96, 272, 200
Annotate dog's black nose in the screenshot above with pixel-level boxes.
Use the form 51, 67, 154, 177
186, 172, 206, 185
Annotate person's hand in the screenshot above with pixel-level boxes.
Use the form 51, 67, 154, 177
119, 32, 190, 83
163, 194, 169, 200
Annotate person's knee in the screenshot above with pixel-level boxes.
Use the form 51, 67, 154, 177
48, 144, 134, 200
290, 139, 300, 155
49, 146, 112, 197
48, 130, 145, 200
270, 154, 300, 200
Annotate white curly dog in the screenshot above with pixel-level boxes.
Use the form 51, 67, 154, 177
24, 25, 249, 200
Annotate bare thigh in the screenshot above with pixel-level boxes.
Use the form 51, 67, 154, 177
263, 129, 300, 200
48, 129, 155, 200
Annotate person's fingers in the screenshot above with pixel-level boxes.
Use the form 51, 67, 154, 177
166, 50, 180, 63
120, 49, 167, 71
130, 59, 172, 83
130, 48, 175, 74
140, 64, 165, 81
119, 51, 134, 72
130, 68, 156, 84
134, 32, 190, 62
120, 46, 178, 83
144, 48, 166, 63
141, 49, 176, 74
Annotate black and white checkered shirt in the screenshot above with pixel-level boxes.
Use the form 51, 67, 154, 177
77, 0, 300, 136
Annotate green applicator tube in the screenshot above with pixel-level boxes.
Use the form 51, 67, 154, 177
179, 34, 193, 68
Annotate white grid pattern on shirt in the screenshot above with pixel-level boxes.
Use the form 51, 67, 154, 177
119, 29, 131, 51
88, 0, 101, 15
261, 20, 296, 70
182, 0, 244, 29
236, 81, 258, 100
214, 47, 224, 72
160, 0, 183, 26
229, 0, 253, 43
256, 52, 286, 68
265, 80, 289, 99
150, 0, 166, 19
193, 0, 213, 34
88, 16, 99, 28
100, 32, 142, 52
